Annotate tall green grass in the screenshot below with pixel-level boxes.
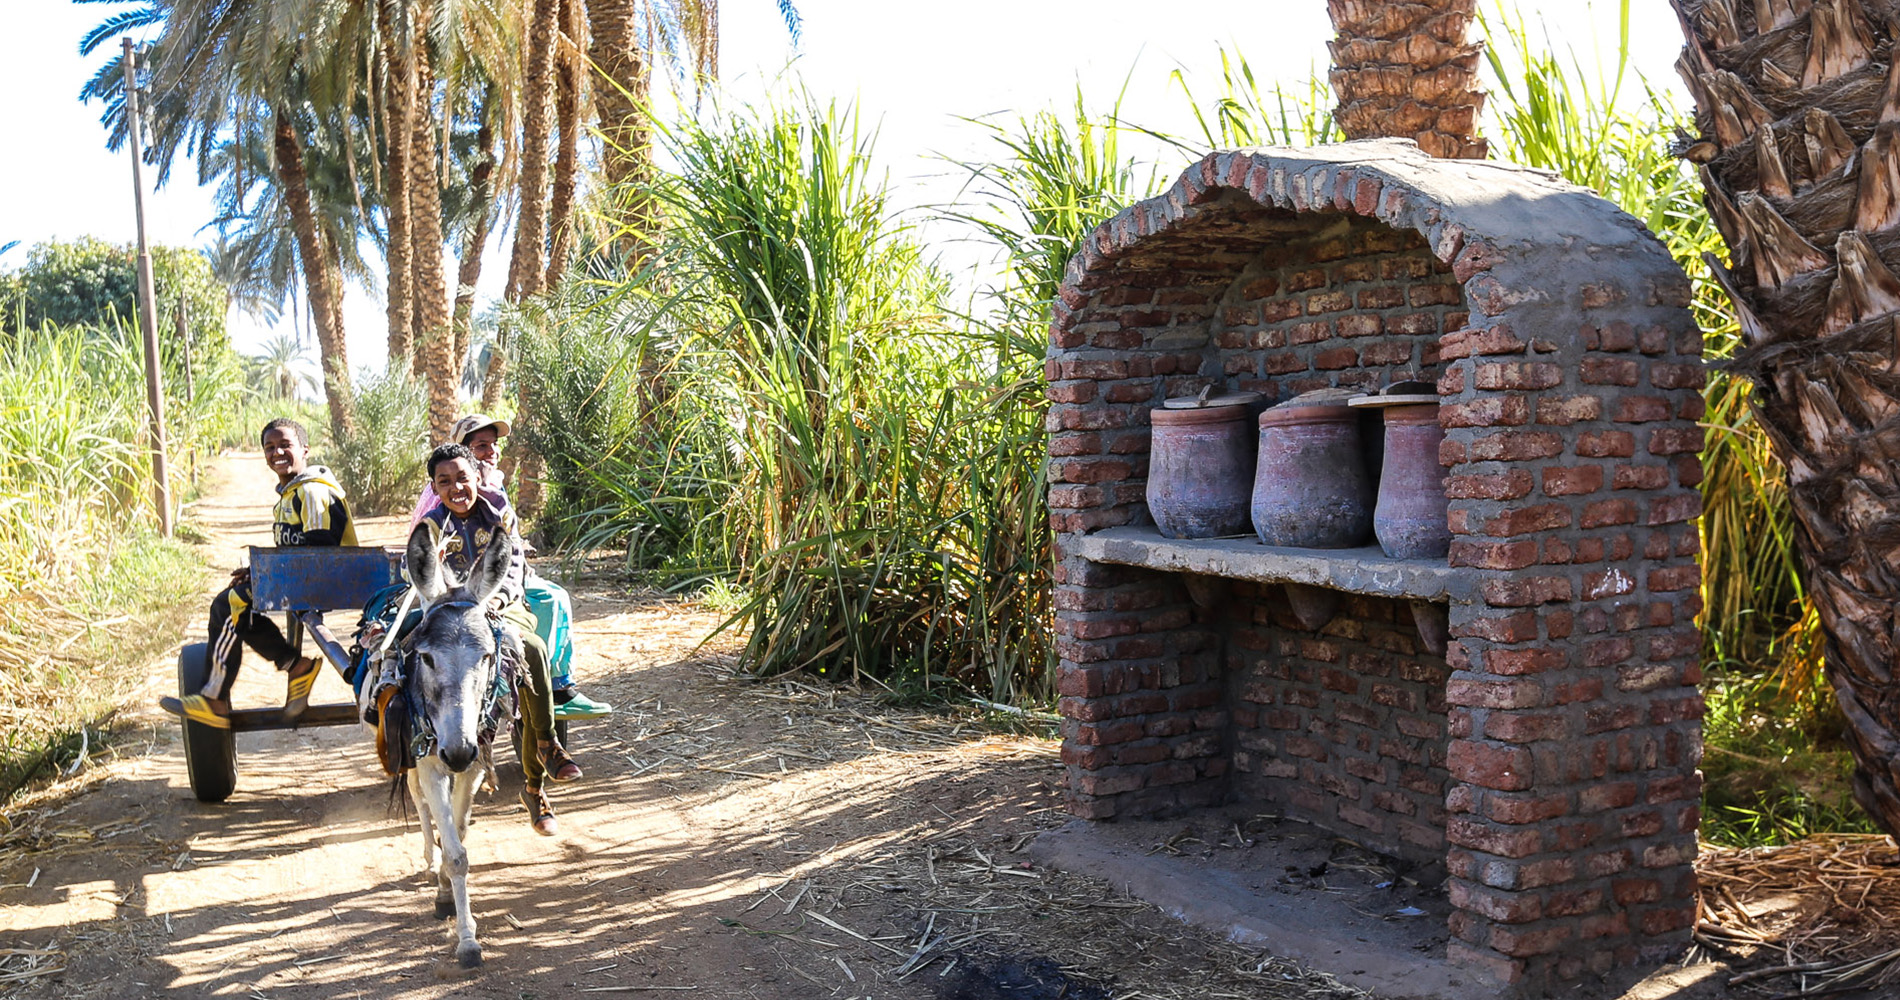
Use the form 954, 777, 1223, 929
620, 94, 974, 687
516, 92, 1151, 702
0, 320, 245, 798
946, 95, 1158, 700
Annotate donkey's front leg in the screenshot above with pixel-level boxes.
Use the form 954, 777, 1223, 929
450, 762, 481, 843
407, 767, 439, 873
419, 759, 481, 967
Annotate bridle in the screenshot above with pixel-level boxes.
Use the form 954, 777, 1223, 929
400, 598, 506, 760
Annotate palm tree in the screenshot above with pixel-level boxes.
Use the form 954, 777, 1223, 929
451, 87, 502, 377
405, 22, 459, 439
201, 116, 378, 343
1325, 0, 1488, 159
583, 0, 796, 242
508, 0, 562, 304
380, 0, 418, 376
1672, 1, 1900, 835
587, 0, 655, 229
80, 0, 360, 441
251, 332, 318, 400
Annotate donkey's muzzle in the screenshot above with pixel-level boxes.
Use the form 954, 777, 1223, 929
439, 742, 479, 773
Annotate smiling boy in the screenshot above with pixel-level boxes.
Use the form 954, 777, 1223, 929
178, 417, 357, 727
419, 442, 580, 835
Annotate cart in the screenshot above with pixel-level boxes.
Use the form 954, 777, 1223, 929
162, 546, 400, 802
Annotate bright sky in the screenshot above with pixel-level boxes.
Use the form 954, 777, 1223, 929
0, 0, 1686, 371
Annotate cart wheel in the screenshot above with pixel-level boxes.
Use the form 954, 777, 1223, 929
177, 642, 236, 803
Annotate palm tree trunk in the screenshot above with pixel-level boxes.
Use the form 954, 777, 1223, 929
480, 332, 508, 409
380, 0, 416, 375
1673, 0, 1900, 836
406, 29, 456, 442
273, 109, 354, 441
1326, 0, 1488, 159
453, 89, 500, 385
508, 0, 561, 303
544, 0, 583, 290
588, 0, 655, 255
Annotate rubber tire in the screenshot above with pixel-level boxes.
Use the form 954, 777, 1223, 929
177, 642, 237, 803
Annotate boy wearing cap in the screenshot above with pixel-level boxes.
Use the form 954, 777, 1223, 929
178, 417, 356, 727
409, 415, 612, 720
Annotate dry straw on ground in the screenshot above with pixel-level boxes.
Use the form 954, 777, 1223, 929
641, 657, 1374, 1000
1693, 833, 1900, 998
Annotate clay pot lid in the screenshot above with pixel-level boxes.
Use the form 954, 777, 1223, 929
1348, 379, 1440, 408
1160, 387, 1266, 410
1280, 387, 1360, 407
1260, 387, 1359, 425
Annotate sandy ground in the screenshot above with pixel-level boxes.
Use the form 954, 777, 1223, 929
0, 454, 1374, 1000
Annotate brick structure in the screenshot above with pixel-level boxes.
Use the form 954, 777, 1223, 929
1047, 140, 1703, 991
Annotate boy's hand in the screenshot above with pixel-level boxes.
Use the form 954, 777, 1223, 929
230, 566, 251, 587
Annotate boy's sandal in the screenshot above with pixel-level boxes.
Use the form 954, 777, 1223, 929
538, 741, 583, 783
520, 788, 558, 837
173, 694, 232, 730
553, 689, 614, 720
284, 657, 320, 718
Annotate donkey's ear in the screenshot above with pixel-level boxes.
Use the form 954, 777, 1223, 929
467, 529, 513, 607
404, 522, 448, 605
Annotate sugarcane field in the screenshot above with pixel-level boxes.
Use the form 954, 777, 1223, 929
9, 2, 1900, 998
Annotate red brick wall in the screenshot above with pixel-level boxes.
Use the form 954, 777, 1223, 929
1218, 220, 1464, 398
1227, 585, 1450, 865
1055, 563, 1229, 817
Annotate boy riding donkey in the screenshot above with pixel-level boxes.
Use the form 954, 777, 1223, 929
368, 442, 583, 835
175, 418, 354, 727
408, 415, 611, 722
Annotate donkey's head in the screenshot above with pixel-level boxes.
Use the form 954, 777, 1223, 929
402, 521, 510, 772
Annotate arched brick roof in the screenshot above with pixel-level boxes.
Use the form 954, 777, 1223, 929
1054, 138, 1690, 347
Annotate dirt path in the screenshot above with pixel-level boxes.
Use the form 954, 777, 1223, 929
0, 454, 1368, 1000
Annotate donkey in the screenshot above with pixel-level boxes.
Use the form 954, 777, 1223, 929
396, 519, 515, 968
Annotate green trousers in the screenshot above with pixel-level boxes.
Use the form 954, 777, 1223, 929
500, 601, 557, 789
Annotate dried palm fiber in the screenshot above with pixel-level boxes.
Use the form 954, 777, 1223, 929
1675, 0, 1900, 836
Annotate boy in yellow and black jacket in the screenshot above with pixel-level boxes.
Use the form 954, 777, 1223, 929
177, 417, 358, 727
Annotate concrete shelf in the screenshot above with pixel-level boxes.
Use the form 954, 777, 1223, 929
1072, 525, 1467, 603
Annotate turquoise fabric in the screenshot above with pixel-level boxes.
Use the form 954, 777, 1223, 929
523, 572, 575, 688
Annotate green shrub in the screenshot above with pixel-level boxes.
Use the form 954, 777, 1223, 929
315, 368, 428, 517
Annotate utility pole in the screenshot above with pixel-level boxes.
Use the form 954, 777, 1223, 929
122, 37, 172, 537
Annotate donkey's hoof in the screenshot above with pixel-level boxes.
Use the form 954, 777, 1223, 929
435, 897, 456, 920
456, 941, 483, 968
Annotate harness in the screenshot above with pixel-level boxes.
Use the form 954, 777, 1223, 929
378, 598, 520, 773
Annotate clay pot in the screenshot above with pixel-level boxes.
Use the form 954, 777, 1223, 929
1284, 583, 1341, 631
1371, 403, 1451, 559
1147, 399, 1258, 539
1410, 601, 1450, 655
1251, 400, 1374, 548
